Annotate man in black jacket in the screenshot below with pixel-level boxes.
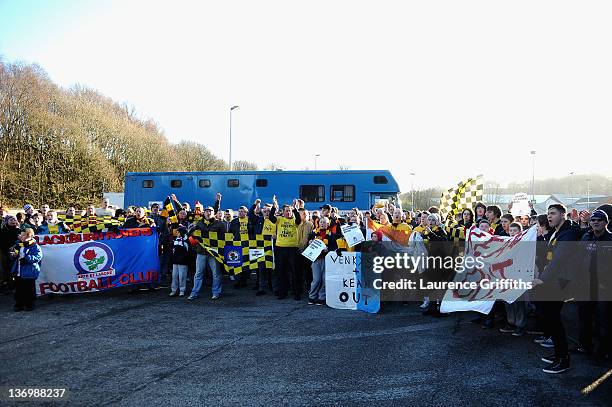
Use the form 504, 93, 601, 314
535, 204, 581, 374
188, 200, 226, 300
576, 210, 612, 361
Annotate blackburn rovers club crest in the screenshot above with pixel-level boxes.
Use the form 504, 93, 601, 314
227, 250, 240, 262
224, 246, 243, 266
74, 242, 115, 279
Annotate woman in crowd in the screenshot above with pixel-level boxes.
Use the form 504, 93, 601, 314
474, 202, 487, 223
458, 208, 474, 229
0, 215, 21, 289
37, 211, 68, 235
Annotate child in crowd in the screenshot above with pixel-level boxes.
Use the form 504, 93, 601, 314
10, 228, 42, 311
307, 217, 338, 306
509, 222, 523, 237
169, 226, 189, 297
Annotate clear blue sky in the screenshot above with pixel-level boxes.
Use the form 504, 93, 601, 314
2, 0, 611, 192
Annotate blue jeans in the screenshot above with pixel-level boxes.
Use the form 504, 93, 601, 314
192, 253, 221, 297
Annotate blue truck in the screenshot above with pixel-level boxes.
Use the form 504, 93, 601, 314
124, 170, 401, 211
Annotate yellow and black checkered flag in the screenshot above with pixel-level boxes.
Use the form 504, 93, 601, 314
57, 214, 125, 233
190, 230, 274, 275
161, 195, 182, 236
439, 175, 484, 219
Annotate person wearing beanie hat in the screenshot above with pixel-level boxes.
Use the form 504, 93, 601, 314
22, 204, 34, 225
590, 209, 609, 223
596, 204, 612, 227
576, 208, 612, 360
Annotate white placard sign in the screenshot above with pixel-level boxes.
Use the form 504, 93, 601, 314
301, 239, 327, 262
511, 193, 531, 216
340, 224, 365, 248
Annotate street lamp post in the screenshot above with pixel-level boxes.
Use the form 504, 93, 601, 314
410, 172, 416, 210
587, 178, 591, 211
530, 151, 536, 202
569, 172, 575, 207
314, 154, 320, 170
229, 105, 239, 170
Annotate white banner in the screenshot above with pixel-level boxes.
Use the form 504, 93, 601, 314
34, 230, 159, 296
440, 225, 537, 314
325, 252, 358, 310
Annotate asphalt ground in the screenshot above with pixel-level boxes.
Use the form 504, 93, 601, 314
0, 279, 611, 407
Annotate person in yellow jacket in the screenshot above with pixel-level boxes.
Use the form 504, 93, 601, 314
269, 196, 301, 300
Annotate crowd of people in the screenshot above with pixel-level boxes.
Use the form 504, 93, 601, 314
0, 194, 611, 375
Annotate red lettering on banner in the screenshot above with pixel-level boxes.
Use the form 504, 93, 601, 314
119, 274, 130, 285
140, 228, 152, 236
107, 232, 120, 240
90, 279, 101, 290
39, 283, 50, 295
77, 281, 88, 291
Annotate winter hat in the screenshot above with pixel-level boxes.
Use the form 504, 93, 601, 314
590, 209, 609, 223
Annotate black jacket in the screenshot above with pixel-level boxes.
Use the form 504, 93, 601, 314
171, 234, 190, 265
248, 204, 264, 235
189, 218, 227, 255
535, 231, 553, 275
491, 221, 504, 236
0, 225, 21, 253
540, 219, 581, 289
579, 229, 612, 300
229, 217, 252, 240
122, 217, 155, 229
